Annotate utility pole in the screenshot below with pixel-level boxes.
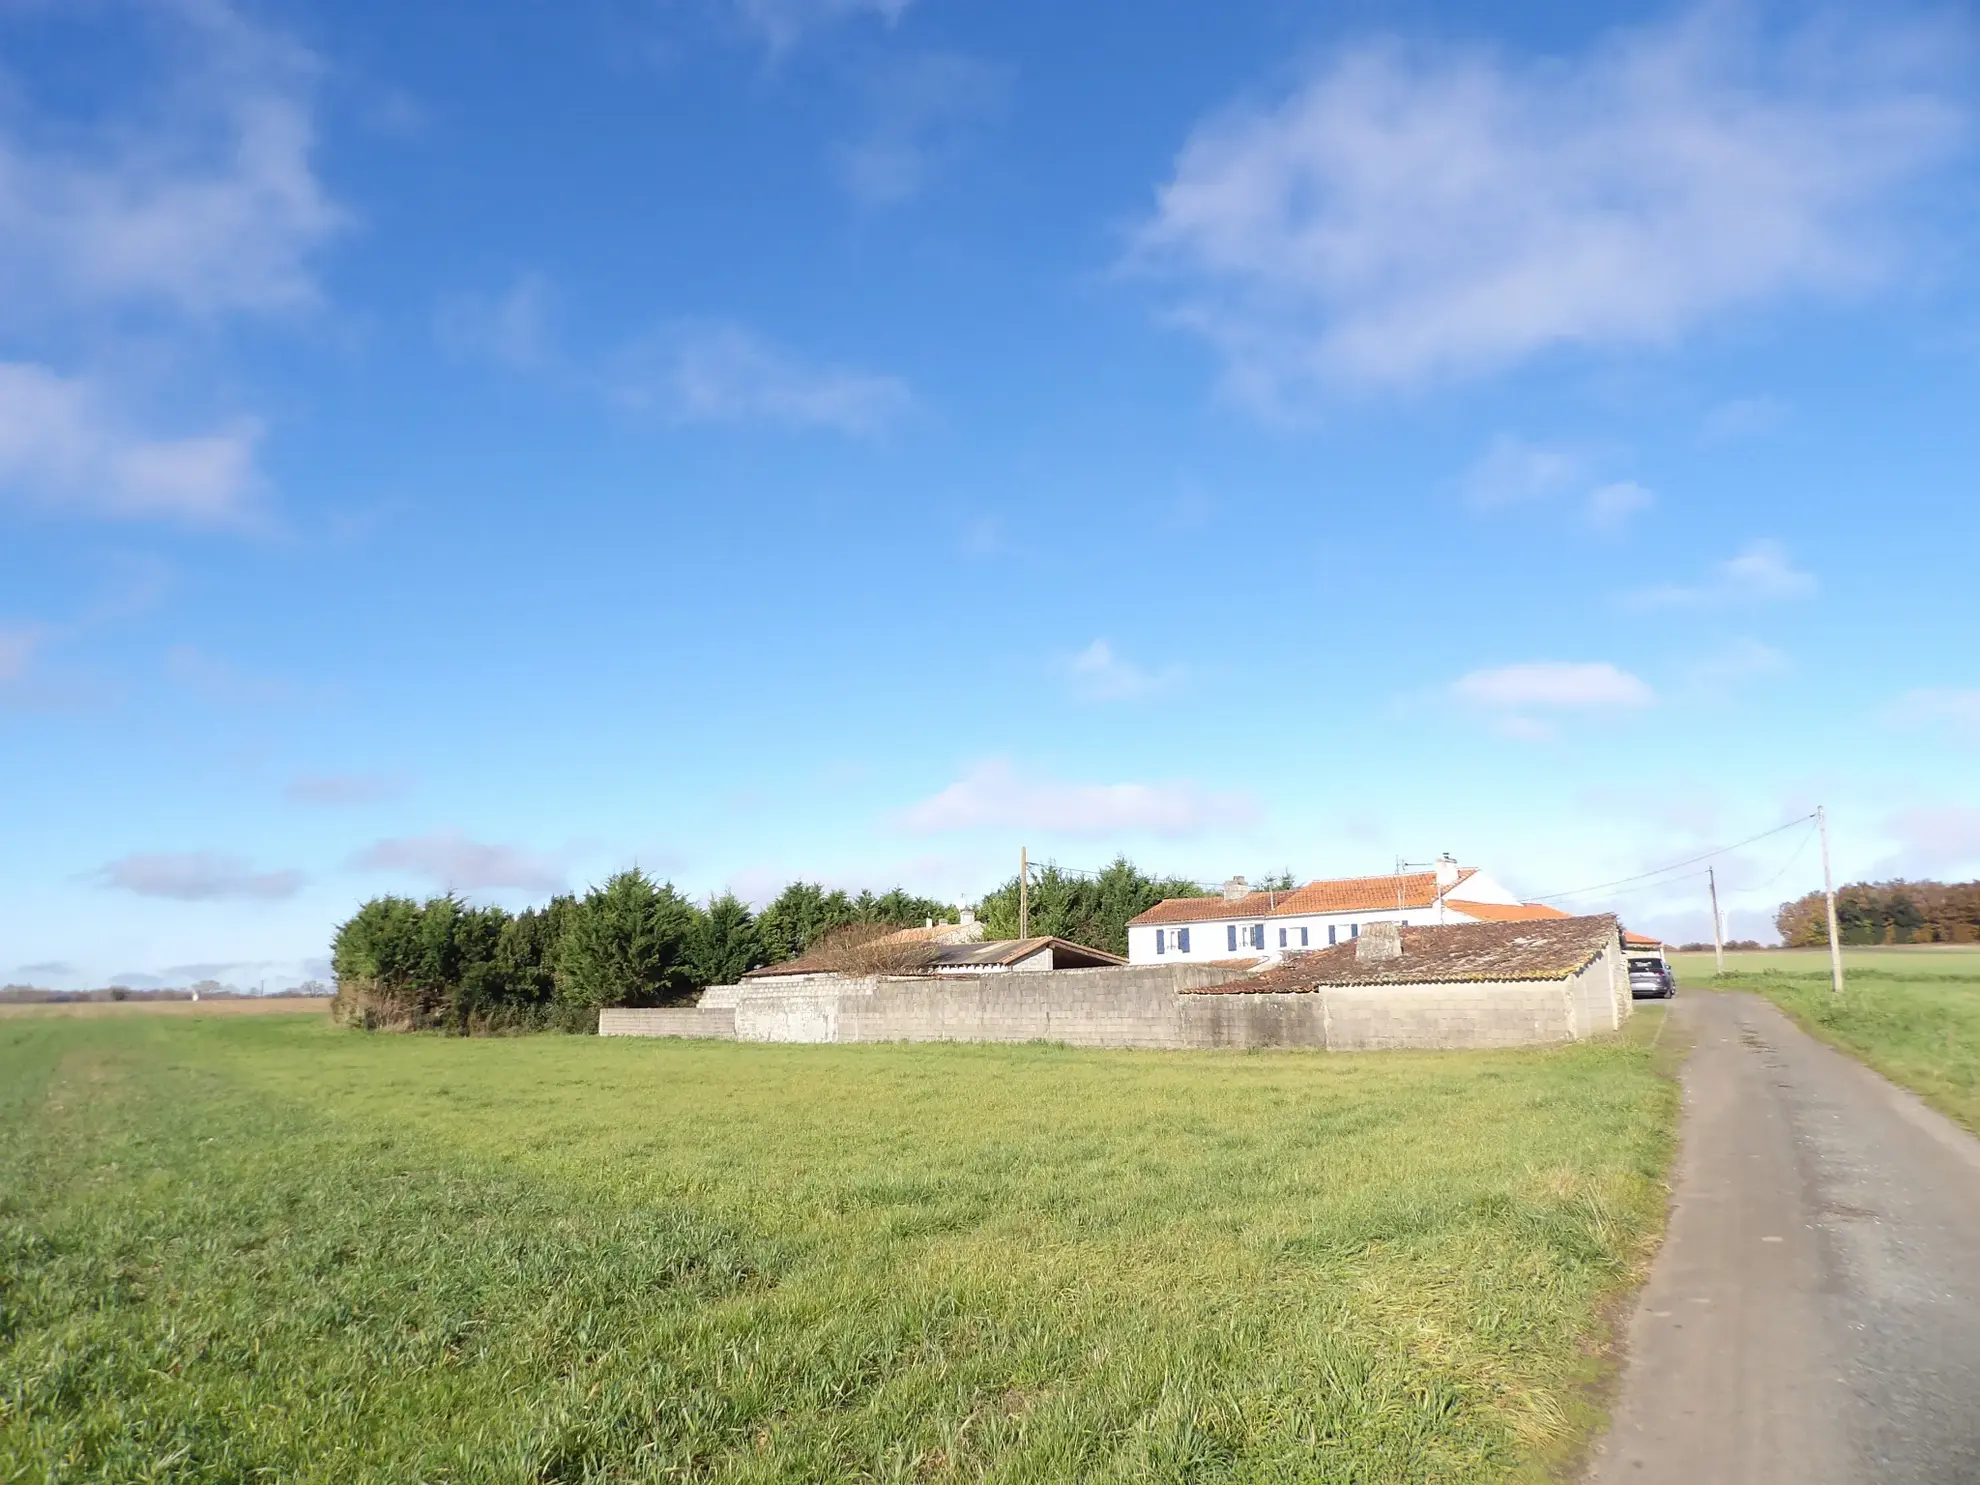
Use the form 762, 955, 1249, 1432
1019, 846, 1029, 941
1818, 806, 1844, 995
1708, 867, 1725, 976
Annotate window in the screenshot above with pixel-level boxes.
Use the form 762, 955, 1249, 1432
1278, 927, 1287, 948
1155, 929, 1166, 955
1328, 925, 1337, 946
1227, 924, 1237, 952
1350, 924, 1359, 938
1178, 927, 1191, 953
1251, 923, 1266, 949
1300, 927, 1310, 947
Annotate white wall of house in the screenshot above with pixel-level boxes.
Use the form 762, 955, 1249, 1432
1129, 907, 1419, 966
1125, 871, 1529, 967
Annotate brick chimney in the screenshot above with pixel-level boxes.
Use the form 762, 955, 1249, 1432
1357, 920, 1403, 962
1222, 875, 1249, 901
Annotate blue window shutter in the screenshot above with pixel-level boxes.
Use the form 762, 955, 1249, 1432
1351, 923, 1359, 938
1278, 927, 1286, 948
1227, 924, 1237, 952
1301, 927, 1310, 947
1156, 929, 1166, 955
1179, 927, 1190, 952
1328, 925, 1336, 945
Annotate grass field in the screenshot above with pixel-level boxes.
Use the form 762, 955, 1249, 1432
1669, 945, 1980, 980
0, 997, 331, 1019
1, 1013, 1675, 1483
1680, 949, 1980, 1136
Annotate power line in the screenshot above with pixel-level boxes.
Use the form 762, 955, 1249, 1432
1725, 818, 1821, 894
1529, 813, 1818, 903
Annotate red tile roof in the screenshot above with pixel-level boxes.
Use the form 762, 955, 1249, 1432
1130, 869, 1480, 927
1446, 900, 1570, 923
1186, 915, 1621, 992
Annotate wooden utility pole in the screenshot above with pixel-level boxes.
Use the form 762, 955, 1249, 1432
1819, 806, 1844, 995
1708, 866, 1725, 975
1019, 846, 1029, 941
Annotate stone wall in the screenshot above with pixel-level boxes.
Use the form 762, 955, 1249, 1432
734, 963, 1234, 1049
598, 1007, 736, 1039
605, 936, 1632, 1052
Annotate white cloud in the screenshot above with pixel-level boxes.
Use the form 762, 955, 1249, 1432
1461, 437, 1653, 527
1703, 394, 1789, 442
96, 851, 304, 901
0, 363, 261, 523
1685, 637, 1787, 694
899, 759, 1254, 838
1133, 8, 1966, 403
614, 324, 912, 436
0, 625, 42, 683
286, 772, 405, 806
833, 52, 1003, 206
732, 0, 911, 52
1891, 688, 1980, 741
1635, 538, 1816, 605
352, 829, 567, 894
1586, 480, 1655, 528
1065, 639, 1176, 703
436, 274, 557, 371
0, 0, 344, 321
1462, 434, 1582, 509
1881, 805, 1980, 876
1454, 661, 1656, 711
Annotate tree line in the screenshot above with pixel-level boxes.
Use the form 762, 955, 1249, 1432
330, 858, 1209, 1033
330, 872, 951, 1033
1777, 879, 1980, 946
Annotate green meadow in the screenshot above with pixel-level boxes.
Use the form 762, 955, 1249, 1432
1682, 948, 1980, 1135
2, 1010, 1675, 1483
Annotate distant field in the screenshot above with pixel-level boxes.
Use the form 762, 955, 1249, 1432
0, 997, 330, 1019
1670, 945, 1980, 980
1694, 956, 1980, 1136
1, 1012, 1676, 1482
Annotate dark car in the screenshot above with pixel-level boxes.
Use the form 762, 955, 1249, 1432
1628, 956, 1676, 999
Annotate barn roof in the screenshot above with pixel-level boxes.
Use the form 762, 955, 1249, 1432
1185, 914, 1620, 993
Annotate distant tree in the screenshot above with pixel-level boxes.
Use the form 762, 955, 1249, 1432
977, 857, 1206, 958
1778, 879, 1980, 946
332, 894, 426, 998
1253, 870, 1297, 892
558, 869, 699, 1009
853, 887, 952, 926
690, 892, 765, 988
494, 896, 574, 1010
756, 882, 856, 964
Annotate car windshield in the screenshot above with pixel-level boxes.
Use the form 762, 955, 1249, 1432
1628, 959, 1663, 973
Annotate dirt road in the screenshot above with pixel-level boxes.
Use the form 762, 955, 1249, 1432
1588, 991, 1980, 1483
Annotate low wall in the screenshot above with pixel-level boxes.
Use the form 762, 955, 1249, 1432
605, 940, 1630, 1052
598, 1007, 736, 1039
734, 963, 1234, 1049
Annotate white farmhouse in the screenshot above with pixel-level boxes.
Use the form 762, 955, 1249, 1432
1125, 856, 1566, 967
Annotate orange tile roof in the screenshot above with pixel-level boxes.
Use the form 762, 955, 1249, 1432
1445, 901, 1570, 923
1186, 915, 1620, 992
1622, 931, 1663, 948
1131, 869, 1480, 927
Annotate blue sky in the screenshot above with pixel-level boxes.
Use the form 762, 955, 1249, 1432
4, 0, 1978, 988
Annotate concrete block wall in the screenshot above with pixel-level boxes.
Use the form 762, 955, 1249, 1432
1564, 941, 1625, 1039
605, 936, 1634, 1053
599, 1007, 736, 1039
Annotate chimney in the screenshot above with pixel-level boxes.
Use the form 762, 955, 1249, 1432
1222, 875, 1250, 901
1434, 854, 1460, 892
959, 905, 976, 926
1357, 920, 1403, 962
